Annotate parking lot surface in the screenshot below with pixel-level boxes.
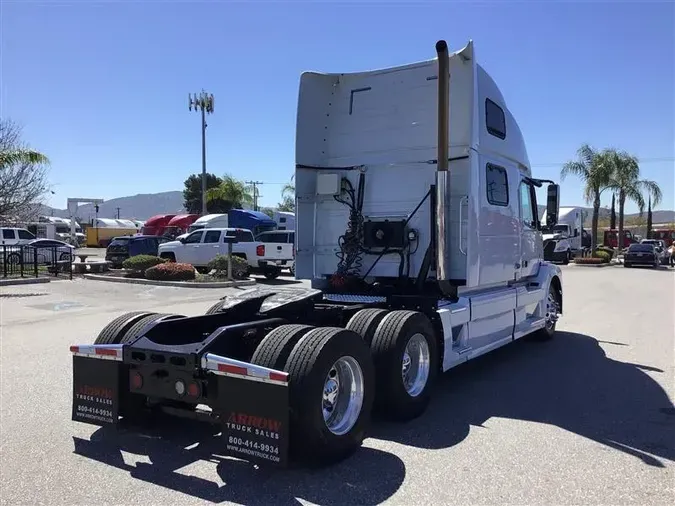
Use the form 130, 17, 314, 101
1, 266, 673, 505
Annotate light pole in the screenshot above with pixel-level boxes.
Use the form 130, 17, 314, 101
188, 90, 215, 215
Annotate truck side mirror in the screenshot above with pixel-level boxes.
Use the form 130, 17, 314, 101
546, 184, 560, 227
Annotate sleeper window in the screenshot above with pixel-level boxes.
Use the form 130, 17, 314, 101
486, 164, 509, 206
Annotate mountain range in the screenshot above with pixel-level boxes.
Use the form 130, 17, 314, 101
40, 191, 675, 226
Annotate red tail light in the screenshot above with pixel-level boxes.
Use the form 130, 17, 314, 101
256, 245, 265, 256
187, 382, 200, 398
130, 371, 143, 390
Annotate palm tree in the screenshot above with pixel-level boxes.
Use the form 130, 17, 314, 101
560, 144, 613, 253
205, 174, 254, 210
281, 174, 295, 198
606, 150, 662, 250
0, 149, 49, 167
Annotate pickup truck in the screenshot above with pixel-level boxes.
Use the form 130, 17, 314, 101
157, 228, 293, 279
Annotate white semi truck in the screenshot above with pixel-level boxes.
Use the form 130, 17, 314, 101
68, 40, 563, 469
541, 206, 585, 263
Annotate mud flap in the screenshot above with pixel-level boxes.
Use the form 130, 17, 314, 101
212, 374, 290, 467
72, 356, 120, 426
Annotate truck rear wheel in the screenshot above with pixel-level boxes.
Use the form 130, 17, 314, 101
94, 311, 155, 345
285, 327, 375, 466
205, 300, 226, 314
120, 313, 185, 343
263, 267, 281, 280
370, 310, 439, 421
250, 324, 315, 370
346, 308, 389, 346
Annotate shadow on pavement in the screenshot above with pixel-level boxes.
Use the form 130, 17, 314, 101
372, 331, 675, 467
73, 417, 405, 505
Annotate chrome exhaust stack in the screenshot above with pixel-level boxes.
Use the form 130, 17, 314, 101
435, 40, 453, 292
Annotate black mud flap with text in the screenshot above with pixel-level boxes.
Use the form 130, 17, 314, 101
213, 374, 290, 468
71, 356, 120, 426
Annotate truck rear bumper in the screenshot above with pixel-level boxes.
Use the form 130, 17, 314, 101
71, 342, 290, 467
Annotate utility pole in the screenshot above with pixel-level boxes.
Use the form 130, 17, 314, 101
188, 90, 215, 215
115, 207, 121, 219
246, 180, 263, 211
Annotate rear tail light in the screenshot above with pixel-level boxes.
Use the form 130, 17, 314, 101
130, 371, 143, 390
256, 245, 265, 256
292, 243, 295, 257
187, 382, 201, 398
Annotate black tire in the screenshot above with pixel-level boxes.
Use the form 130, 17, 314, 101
94, 311, 155, 345
264, 267, 281, 280
346, 308, 389, 346
289, 262, 295, 276
250, 324, 315, 370
59, 252, 72, 261
561, 250, 570, 265
205, 300, 226, 314
531, 283, 559, 341
160, 252, 176, 262
370, 311, 439, 421
285, 327, 375, 466
624, 262, 631, 268
6, 253, 20, 265
119, 312, 184, 344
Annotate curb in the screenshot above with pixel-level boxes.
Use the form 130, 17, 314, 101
0, 277, 51, 287
570, 262, 614, 268
83, 274, 257, 289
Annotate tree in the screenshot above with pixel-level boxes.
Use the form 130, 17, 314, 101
560, 144, 613, 252
610, 193, 616, 229
183, 173, 229, 214
606, 150, 661, 250
277, 175, 295, 212
260, 207, 275, 219
206, 173, 254, 210
0, 119, 51, 219
644, 182, 663, 240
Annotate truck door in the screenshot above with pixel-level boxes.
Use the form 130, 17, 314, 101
197, 230, 223, 265
518, 179, 540, 278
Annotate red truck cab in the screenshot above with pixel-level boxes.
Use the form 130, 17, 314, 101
650, 228, 675, 247
163, 214, 200, 239
141, 214, 176, 236
603, 229, 637, 248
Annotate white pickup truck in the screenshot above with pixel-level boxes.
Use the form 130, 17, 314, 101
157, 227, 294, 279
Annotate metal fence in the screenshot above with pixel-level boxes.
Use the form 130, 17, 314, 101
1, 245, 73, 280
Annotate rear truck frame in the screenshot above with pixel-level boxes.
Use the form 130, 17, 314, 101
70, 40, 564, 469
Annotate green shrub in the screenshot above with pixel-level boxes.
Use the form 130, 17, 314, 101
206, 254, 250, 279
145, 262, 196, 281
594, 246, 614, 258
122, 255, 166, 272
592, 250, 611, 263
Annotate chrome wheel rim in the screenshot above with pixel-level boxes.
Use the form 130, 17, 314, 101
322, 356, 364, 435
545, 291, 559, 330
401, 333, 431, 397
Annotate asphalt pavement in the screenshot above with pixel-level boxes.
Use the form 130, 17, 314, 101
1, 265, 673, 505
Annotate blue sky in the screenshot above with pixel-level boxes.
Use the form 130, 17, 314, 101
2, 0, 673, 214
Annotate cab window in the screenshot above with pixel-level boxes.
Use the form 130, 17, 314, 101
519, 182, 535, 228
203, 230, 221, 243
18, 230, 36, 240
184, 231, 203, 244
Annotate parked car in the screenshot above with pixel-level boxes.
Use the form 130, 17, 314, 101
2, 238, 74, 267
624, 243, 660, 269
640, 239, 669, 265
105, 235, 170, 268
